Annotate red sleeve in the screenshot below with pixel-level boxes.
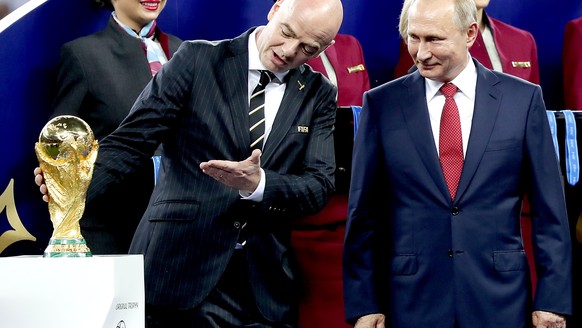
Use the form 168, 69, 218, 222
563, 17, 582, 110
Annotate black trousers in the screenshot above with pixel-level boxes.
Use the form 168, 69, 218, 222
145, 250, 294, 328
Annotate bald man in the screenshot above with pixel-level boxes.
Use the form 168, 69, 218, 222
36, 0, 344, 326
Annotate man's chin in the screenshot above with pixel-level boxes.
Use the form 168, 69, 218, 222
418, 67, 437, 79
418, 69, 434, 79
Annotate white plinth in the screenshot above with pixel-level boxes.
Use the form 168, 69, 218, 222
0, 255, 144, 328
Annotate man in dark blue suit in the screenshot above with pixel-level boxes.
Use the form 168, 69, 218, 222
36, 0, 343, 326
342, 0, 571, 327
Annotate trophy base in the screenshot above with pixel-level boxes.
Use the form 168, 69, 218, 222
43, 238, 92, 258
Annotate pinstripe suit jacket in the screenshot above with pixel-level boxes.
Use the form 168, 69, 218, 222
86, 28, 337, 323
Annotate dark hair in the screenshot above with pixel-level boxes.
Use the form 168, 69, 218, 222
93, 0, 114, 11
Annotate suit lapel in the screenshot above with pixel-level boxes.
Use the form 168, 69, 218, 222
221, 30, 254, 158
455, 61, 502, 201
471, 31, 494, 70
156, 28, 177, 60
261, 66, 307, 165
322, 45, 341, 86
216, 30, 316, 163
402, 73, 451, 201
106, 18, 152, 83
324, 43, 339, 73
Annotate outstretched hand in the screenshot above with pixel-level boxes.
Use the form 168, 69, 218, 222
200, 149, 262, 193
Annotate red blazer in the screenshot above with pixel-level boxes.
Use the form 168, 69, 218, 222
295, 34, 370, 227
306, 34, 370, 107
394, 14, 540, 85
563, 17, 582, 110
291, 34, 369, 328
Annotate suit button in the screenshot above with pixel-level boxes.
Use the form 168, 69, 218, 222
451, 207, 460, 216
448, 249, 454, 257
234, 221, 241, 229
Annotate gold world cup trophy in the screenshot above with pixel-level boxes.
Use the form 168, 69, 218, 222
34, 115, 98, 257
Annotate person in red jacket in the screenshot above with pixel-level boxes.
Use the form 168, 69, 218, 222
304, 34, 370, 106
291, 33, 370, 328
563, 16, 582, 110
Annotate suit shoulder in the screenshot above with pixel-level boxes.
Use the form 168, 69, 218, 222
59, 29, 122, 63
177, 38, 232, 56
488, 69, 540, 93
182, 35, 237, 48
62, 30, 105, 49
166, 37, 238, 75
370, 75, 407, 92
62, 22, 136, 53
302, 63, 336, 90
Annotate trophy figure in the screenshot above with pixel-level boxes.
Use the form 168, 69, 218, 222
35, 115, 98, 257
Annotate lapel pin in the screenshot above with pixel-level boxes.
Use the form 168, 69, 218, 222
297, 80, 305, 91
511, 61, 531, 68
347, 64, 365, 74
297, 126, 309, 133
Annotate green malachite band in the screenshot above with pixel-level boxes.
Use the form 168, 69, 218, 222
43, 238, 92, 258
48, 238, 87, 245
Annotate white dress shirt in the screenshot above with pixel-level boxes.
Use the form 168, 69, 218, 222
425, 54, 477, 157
241, 27, 290, 200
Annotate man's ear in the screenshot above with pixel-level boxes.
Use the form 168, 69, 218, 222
267, 0, 284, 21
466, 22, 478, 48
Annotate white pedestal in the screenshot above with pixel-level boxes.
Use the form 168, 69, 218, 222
0, 255, 145, 328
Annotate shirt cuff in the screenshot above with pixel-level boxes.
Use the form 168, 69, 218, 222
239, 168, 265, 202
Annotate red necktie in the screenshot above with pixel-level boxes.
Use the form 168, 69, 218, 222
439, 83, 464, 200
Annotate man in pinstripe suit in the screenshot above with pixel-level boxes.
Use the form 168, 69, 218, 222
35, 0, 343, 326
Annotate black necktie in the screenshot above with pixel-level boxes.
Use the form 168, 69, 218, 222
249, 70, 275, 150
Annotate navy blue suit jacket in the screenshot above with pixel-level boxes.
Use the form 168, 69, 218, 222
343, 59, 572, 327
87, 28, 336, 323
